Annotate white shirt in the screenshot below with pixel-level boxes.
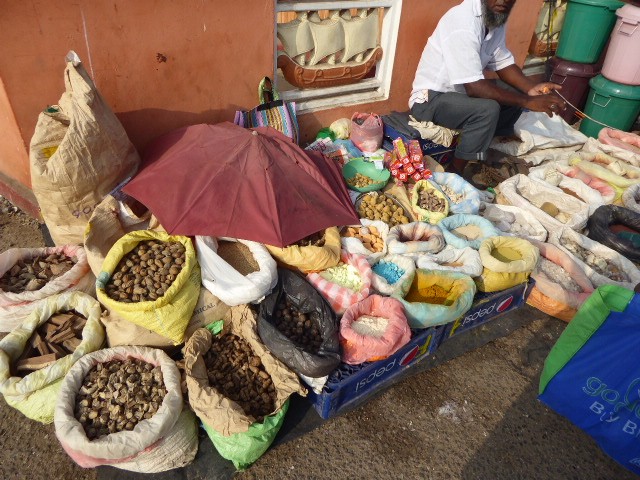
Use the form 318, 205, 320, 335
409, 0, 515, 108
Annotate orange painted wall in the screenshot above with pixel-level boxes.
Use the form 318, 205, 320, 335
0, 0, 542, 197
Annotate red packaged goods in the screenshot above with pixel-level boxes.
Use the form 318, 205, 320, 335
414, 162, 425, 171
398, 172, 408, 182
390, 160, 403, 171
405, 165, 416, 175
401, 157, 411, 166
408, 140, 422, 163
412, 172, 423, 181
393, 138, 408, 161
391, 168, 400, 178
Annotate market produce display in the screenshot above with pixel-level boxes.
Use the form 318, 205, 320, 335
357, 192, 410, 226
273, 297, 322, 353
347, 173, 377, 189
0, 252, 75, 293
342, 225, 385, 253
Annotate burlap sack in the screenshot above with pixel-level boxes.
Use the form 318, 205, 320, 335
29, 51, 139, 245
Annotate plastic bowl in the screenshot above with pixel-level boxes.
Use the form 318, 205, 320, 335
342, 159, 391, 193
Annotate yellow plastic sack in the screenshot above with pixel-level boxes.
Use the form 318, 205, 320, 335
96, 230, 200, 344
411, 180, 449, 224
475, 236, 538, 293
0, 292, 104, 423
266, 227, 341, 273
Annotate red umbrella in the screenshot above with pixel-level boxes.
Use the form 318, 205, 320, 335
123, 122, 359, 247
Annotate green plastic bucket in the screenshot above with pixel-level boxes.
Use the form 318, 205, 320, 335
579, 75, 640, 138
557, 0, 624, 63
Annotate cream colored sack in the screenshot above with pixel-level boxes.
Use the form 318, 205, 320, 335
29, 51, 139, 245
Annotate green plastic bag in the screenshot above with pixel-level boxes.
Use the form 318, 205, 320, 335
203, 400, 289, 470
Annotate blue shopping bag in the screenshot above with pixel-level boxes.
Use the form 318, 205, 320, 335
539, 285, 640, 475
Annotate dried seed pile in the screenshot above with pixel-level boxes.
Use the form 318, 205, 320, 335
358, 194, 410, 226
347, 173, 377, 188
343, 225, 384, 252
15, 311, 86, 375
562, 238, 629, 282
204, 333, 276, 422
440, 185, 464, 204
0, 253, 75, 293
75, 359, 167, 440
418, 189, 446, 212
105, 240, 186, 303
216, 241, 259, 276
274, 297, 322, 353
535, 258, 582, 293
291, 231, 325, 248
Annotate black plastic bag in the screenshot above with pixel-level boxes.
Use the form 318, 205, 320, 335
258, 268, 341, 378
587, 205, 640, 263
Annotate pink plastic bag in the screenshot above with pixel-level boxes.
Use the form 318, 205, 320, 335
350, 113, 383, 153
598, 128, 640, 156
340, 295, 411, 364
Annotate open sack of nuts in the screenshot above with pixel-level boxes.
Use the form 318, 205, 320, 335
184, 305, 306, 470
339, 295, 410, 365
340, 219, 389, 264
96, 230, 201, 344
0, 245, 95, 332
195, 236, 277, 306
307, 251, 373, 315
84, 193, 159, 277
102, 287, 230, 349
411, 179, 449, 224
0, 292, 104, 423
258, 268, 341, 378
54, 346, 198, 473
265, 227, 341, 274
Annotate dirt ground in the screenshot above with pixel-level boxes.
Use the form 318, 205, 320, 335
0, 196, 635, 480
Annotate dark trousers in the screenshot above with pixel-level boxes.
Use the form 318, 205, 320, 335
410, 90, 522, 161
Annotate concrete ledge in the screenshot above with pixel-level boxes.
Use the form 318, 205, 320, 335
0, 171, 40, 221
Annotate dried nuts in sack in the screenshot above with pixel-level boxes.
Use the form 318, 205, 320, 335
343, 226, 384, 253
75, 358, 167, 440
204, 333, 276, 422
418, 190, 446, 212
274, 297, 322, 353
0, 253, 75, 293
358, 194, 409, 227
347, 173, 376, 188
290, 231, 326, 248
104, 240, 186, 303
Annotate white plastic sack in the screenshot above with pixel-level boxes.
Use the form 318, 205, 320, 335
582, 137, 640, 168
0, 246, 95, 332
438, 214, 501, 250
0, 292, 104, 424
371, 254, 416, 297
431, 172, 481, 215
196, 236, 277, 306
416, 246, 483, 277
520, 146, 582, 167
622, 184, 640, 213
340, 219, 389, 265
386, 222, 446, 257
498, 174, 590, 232
528, 163, 605, 215
480, 203, 547, 242
55, 346, 197, 472
549, 228, 640, 290
490, 111, 587, 156
569, 152, 640, 189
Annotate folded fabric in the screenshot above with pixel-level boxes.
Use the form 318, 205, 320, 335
407, 117, 459, 148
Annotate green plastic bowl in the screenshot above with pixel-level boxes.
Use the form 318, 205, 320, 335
342, 159, 391, 193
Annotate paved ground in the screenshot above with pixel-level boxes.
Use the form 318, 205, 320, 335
0, 198, 636, 480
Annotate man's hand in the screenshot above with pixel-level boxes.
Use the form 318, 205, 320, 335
528, 82, 562, 96
524, 93, 566, 117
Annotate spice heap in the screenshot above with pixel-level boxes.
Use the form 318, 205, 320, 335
204, 333, 276, 422
562, 237, 628, 282
320, 262, 363, 291
372, 261, 405, 285
358, 193, 410, 227
274, 297, 322, 353
291, 231, 325, 248
418, 189, 446, 212
535, 258, 582, 293
0, 253, 75, 293
343, 225, 384, 252
75, 359, 167, 440
104, 240, 186, 303
420, 284, 450, 305
351, 315, 389, 338
14, 311, 86, 375
217, 240, 259, 276
347, 173, 377, 189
